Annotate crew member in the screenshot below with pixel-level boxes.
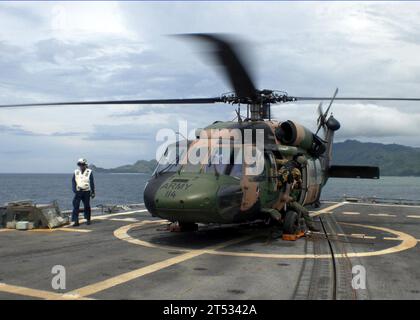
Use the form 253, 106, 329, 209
278, 155, 319, 232
72, 158, 95, 226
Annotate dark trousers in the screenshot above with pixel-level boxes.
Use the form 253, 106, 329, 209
72, 191, 91, 223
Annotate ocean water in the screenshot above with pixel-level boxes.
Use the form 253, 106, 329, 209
0, 174, 419, 210
0, 173, 150, 210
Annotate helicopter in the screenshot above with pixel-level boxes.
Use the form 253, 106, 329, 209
2, 34, 420, 235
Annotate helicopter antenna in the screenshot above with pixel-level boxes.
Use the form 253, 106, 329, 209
236, 106, 242, 123
175, 131, 188, 141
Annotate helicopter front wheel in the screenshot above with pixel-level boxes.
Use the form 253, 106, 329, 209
282, 210, 299, 235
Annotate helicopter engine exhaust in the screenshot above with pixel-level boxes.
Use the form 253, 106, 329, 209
275, 120, 326, 156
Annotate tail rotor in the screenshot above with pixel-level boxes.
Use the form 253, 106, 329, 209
316, 88, 339, 137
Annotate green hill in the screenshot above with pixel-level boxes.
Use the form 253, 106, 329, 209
91, 159, 158, 174
333, 140, 420, 176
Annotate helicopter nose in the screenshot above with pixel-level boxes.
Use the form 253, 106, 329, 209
143, 173, 175, 216
217, 185, 243, 211
147, 175, 222, 223
154, 179, 217, 211
144, 174, 244, 223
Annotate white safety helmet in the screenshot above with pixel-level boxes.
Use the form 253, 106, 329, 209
77, 158, 88, 166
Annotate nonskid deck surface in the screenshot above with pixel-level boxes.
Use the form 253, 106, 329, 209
0, 202, 419, 300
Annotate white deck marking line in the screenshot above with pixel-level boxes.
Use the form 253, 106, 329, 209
62, 209, 149, 227
342, 202, 420, 209
342, 212, 360, 215
64, 233, 256, 298
383, 237, 401, 241
310, 202, 347, 217
407, 215, 420, 219
0, 228, 91, 233
108, 218, 139, 222
349, 233, 374, 239
93, 209, 148, 219
54, 228, 92, 233
335, 233, 376, 240
368, 213, 396, 217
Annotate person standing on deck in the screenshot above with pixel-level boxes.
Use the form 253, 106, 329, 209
72, 158, 95, 226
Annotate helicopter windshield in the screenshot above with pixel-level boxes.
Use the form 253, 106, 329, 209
205, 145, 243, 177
155, 140, 262, 178
180, 141, 243, 177
154, 142, 187, 175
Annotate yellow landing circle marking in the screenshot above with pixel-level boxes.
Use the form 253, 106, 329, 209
65, 234, 256, 298
115, 220, 417, 260
113, 220, 187, 250
209, 223, 417, 259
0, 283, 63, 300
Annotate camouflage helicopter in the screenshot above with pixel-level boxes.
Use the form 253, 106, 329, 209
2, 34, 420, 234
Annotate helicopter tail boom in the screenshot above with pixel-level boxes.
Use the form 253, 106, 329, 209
328, 165, 380, 179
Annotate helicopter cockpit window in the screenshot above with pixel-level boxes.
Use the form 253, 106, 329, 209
204, 144, 243, 177
205, 146, 229, 175
227, 148, 243, 178
177, 141, 245, 177
153, 143, 187, 175
182, 143, 206, 173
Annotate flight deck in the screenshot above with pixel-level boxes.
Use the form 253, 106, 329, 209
0, 201, 419, 300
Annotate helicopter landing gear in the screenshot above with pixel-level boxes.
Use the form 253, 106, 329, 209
282, 210, 305, 241
282, 210, 299, 234
169, 222, 198, 232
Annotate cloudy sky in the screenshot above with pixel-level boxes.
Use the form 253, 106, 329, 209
1, 1, 420, 173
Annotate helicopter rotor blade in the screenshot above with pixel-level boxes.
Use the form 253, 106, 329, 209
183, 33, 258, 99
315, 101, 324, 135
0, 97, 223, 109
323, 87, 339, 118
294, 97, 420, 102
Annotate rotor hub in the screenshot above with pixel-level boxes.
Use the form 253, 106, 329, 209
220, 90, 297, 106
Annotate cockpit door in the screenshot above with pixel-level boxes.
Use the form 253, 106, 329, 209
258, 152, 278, 206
